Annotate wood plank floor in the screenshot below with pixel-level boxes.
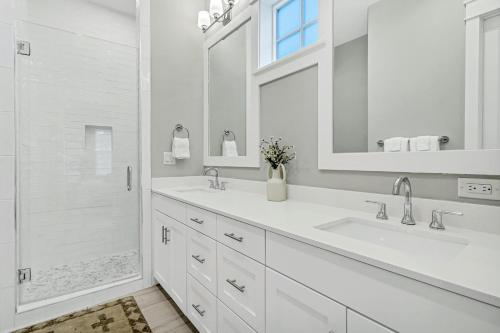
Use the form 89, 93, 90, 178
131, 285, 198, 333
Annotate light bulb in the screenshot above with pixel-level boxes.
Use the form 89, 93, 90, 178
210, 0, 223, 19
197, 11, 211, 30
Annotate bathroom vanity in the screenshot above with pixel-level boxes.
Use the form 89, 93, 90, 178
151, 177, 500, 333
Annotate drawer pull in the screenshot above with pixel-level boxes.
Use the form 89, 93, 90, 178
192, 304, 205, 317
224, 232, 244, 242
192, 254, 206, 264
161, 226, 166, 244
190, 217, 204, 224
226, 278, 245, 293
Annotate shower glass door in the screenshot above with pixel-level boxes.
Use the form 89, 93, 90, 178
16, 0, 141, 305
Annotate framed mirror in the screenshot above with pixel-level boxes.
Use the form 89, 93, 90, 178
203, 8, 260, 167
318, 0, 500, 174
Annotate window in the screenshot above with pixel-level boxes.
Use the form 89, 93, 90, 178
275, 0, 318, 60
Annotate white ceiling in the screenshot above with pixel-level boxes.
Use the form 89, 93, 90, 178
86, 0, 137, 16
334, 0, 381, 47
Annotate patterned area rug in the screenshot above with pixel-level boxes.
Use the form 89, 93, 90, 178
13, 297, 152, 333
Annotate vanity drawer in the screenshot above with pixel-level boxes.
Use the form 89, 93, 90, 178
152, 194, 186, 223
187, 228, 217, 295
217, 215, 265, 263
217, 300, 256, 333
187, 274, 217, 333
186, 205, 217, 238
217, 243, 265, 333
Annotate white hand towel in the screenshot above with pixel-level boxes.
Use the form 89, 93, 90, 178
172, 137, 190, 159
409, 136, 440, 152
222, 140, 239, 157
384, 137, 409, 152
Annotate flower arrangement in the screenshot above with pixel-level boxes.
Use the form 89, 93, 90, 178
260, 137, 296, 170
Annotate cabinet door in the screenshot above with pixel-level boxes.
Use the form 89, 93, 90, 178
347, 310, 394, 333
152, 210, 169, 288
165, 216, 188, 313
266, 268, 346, 333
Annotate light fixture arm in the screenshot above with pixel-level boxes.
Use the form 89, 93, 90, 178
202, 2, 234, 33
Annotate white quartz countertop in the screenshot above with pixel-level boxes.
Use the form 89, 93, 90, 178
152, 183, 500, 308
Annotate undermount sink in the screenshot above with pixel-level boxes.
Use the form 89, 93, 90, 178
172, 187, 217, 194
315, 217, 469, 266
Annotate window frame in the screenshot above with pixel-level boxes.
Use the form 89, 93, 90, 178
272, 0, 318, 61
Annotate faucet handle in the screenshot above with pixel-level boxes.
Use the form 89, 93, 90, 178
220, 181, 228, 191
366, 200, 388, 220
430, 209, 463, 230
208, 179, 216, 189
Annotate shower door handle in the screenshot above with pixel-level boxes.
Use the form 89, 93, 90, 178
127, 166, 132, 191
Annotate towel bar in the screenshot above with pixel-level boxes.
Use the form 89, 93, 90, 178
377, 136, 449, 147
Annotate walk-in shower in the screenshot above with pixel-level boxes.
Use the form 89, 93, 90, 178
16, 0, 141, 307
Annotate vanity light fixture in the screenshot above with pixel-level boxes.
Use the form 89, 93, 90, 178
197, 0, 238, 33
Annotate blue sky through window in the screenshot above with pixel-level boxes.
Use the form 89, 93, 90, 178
276, 0, 318, 60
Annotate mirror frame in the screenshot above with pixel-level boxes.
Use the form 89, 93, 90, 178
318, 0, 500, 175
203, 6, 260, 167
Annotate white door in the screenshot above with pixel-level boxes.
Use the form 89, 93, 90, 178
347, 310, 394, 333
266, 268, 347, 333
165, 216, 188, 313
152, 210, 169, 288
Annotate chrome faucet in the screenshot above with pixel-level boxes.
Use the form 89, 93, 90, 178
392, 177, 416, 225
203, 167, 220, 189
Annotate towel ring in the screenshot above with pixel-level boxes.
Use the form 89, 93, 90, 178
222, 130, 236, 142
377, 136, 449, 147
172, 124, 190, 139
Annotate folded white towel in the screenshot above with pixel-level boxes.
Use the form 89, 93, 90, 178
222, 140, 238, 157
384, 137, 409, 152
409, 136, 440, 152
172, 137, 190, 159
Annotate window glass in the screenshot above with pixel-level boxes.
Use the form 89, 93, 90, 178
275, 0, 318, 60
303, 23, 318, 46
277, 32, 301, 58
303, 0, 318, 24
276, 0, 301, 39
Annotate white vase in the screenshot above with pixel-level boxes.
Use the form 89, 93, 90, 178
267, 164, 287, 202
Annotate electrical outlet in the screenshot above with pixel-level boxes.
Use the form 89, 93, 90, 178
458, 178, 500, 200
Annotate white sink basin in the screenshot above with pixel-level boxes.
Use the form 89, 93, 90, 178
172, 187, 218, 194
315, 217, 469, 266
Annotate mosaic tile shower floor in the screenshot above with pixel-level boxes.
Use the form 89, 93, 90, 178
21, 250, 140, 304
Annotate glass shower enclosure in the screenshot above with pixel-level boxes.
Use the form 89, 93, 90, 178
16, 0, 141, 306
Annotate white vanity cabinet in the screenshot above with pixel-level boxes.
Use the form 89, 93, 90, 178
266, 268, 347, 333
152, 192, 500, 333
